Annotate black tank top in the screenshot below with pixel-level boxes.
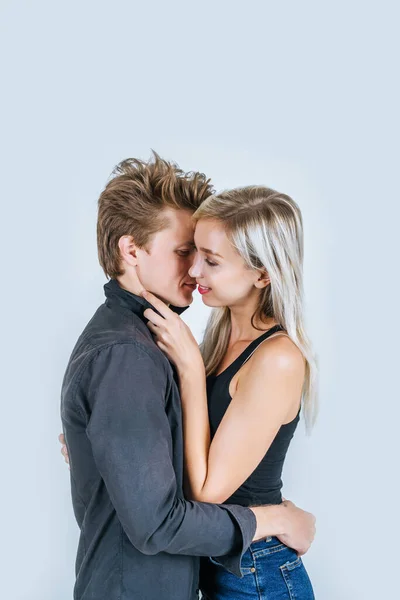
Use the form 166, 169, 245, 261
206, 324, 301, 507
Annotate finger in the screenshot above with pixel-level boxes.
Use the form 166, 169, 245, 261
61, 446, 69, 459
59, 433, 65, 444
141, 290, 174, 319
156, 340, 168, 354
146, 321, 160, 336
143, 308, 165, 328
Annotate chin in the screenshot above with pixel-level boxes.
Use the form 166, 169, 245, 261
171, 291, 194, 307
200, 296, 217, 307
200, 293, 224, 307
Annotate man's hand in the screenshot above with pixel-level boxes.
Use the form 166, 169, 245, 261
58, 433, 70, 468
250, 499, 316, 556
276, 500, 316, 555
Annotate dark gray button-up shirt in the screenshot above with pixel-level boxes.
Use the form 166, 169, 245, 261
61, 279, 256, 600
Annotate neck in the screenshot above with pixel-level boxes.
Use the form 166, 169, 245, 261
116, 271, 171, 307
228, 293, 276, 343
116, 271, 145, 297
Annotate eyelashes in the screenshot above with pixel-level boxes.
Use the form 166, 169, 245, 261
176, 250, 218, 267
176, 248, 196, 257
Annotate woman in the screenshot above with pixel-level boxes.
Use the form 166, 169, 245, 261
141, 185, 318, 600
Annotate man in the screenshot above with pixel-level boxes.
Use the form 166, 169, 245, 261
60, 152, 315, 600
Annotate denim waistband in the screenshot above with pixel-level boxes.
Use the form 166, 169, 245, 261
248, 535, 282, 553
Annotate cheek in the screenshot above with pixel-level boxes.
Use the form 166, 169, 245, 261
212, 269, 252, 298
137, 254, 169, 284
153, 255, 186, 283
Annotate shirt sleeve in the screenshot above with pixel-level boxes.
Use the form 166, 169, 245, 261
85, 342, 256, 577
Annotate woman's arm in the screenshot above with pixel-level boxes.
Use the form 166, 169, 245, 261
178, 338, 305, 503
177, 360, 211, 500
142, 290, 305, 504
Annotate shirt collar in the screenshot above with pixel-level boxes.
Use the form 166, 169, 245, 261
104, 278, 190, 321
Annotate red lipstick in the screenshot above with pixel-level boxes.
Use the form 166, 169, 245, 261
198, 285, 211, 295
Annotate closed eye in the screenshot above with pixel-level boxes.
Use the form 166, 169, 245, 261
205, 259, 218, 267
176, 249, 195, 257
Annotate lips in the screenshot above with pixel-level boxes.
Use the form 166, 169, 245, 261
183, 283, 197, 290
198, 285, 211, 295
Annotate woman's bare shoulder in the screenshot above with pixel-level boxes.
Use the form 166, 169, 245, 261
248, 333, 305, 376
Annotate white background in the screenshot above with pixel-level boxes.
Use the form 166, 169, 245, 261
1, 2, 398, 599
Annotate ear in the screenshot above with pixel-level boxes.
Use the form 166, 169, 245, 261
118, 235, 140, 267
254, 269, 270, 289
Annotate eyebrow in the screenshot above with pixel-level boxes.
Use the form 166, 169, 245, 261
198, 247, 223, 258
175, 241, 196, 248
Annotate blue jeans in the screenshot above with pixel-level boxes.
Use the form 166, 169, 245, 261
200, 536, 315, 600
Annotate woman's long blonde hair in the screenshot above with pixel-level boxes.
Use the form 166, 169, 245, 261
193, 185, 318, 431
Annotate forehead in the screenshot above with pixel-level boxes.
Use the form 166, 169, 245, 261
194, 218, 245, 264
156, 208, 195, 246
194, 218, 228, 249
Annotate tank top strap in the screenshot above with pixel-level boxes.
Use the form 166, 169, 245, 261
237, 324, 285, 369
214, 324, 285, 380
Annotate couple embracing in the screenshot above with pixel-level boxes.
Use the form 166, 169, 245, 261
60, 151, 317, 600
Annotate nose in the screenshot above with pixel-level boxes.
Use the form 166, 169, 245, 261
188, 253, 202, 279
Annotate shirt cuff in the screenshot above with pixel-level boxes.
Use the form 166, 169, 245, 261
210, 504, 256, 578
